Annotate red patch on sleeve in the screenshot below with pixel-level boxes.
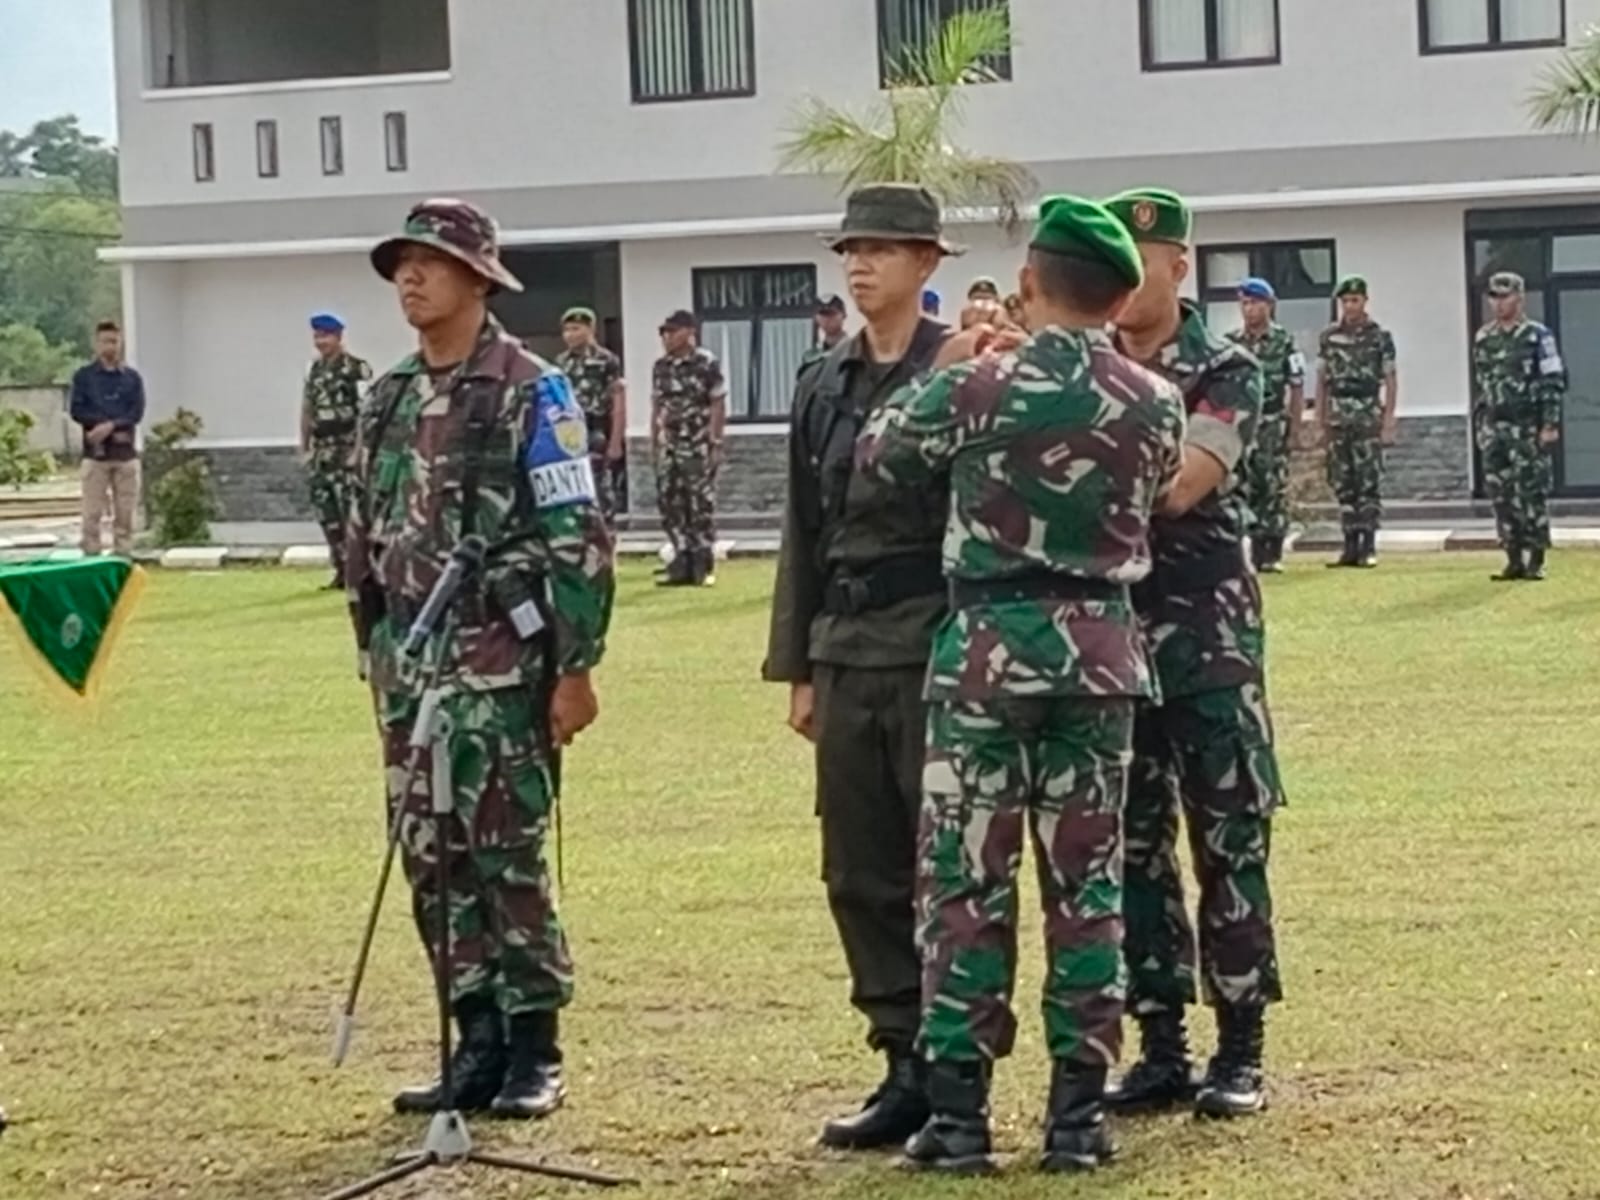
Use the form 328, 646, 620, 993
1194, 396, 1237, 424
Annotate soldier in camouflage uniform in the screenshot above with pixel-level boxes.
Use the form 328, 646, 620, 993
798, 293, 849, 376
347, 199, 614, 1121
1473, 271, 1566, 582
555, 306, 626, 526
1106, 188, 1286, 1121
651, 310, 726, 586
300, 313, 371, 588
1226, 279, 1305, 573
1316, 276, 1398, 569
859, 196, 1185, 1174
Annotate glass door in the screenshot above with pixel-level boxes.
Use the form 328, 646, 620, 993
1552, 282, 1600, 493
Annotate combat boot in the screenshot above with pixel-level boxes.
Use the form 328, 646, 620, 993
655, 553, 693, 588
491, 1011, 566, 1120
691, 548, 716, 587
1040, 1062, 1114, 1173
1525, 547, 1548, 581
900, 1060, 994, 1175
1325, 531, 1358, 568
820, 1046, 928, 1150
1259, 535, 1286, 574
1106, 1010, 1195, 1112
1355, 529, 1379, 568
393, 994, 506, 1114
1491, 548, 1526, 581
1194, 1004, 1266, 1119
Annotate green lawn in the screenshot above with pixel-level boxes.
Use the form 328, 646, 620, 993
2, 556, 1597, 1199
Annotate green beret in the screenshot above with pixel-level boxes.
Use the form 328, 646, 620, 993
1104, 187, 1191, 246
562, 306, 597, 325
1030, 195, 1144, 290
1335, 275, 1369, 298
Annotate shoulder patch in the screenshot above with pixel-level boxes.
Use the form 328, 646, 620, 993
523, 371, 596, 508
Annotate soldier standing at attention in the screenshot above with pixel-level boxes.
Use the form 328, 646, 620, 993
1474, 271, 1566, 582
1227, 279, 1304, 573
799, 293, 850, 375
346, 199, 614, 1120
1316, 276, 1397, 569
1106, 188, 1285, 1121
763, 184, 956, 1152
555, 306, 626, 526
859, 195, 1185, 1175
651, 310, 725, 587
300, 313, 371, 589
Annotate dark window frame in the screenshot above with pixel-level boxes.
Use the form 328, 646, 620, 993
192, 122, 215, 183
1418, 0, 1566, 55
1139, 0, 1282, 72
383, 111, 409, 172
319, 116, 344, 177
875, 0, 1014, 87
691, 263, 818, 423
254, 119, 279, 178
627, 0, 758, 105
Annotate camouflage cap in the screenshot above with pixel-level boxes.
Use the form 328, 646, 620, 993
1486, 271, 1526, 297
1335, 274, 1369, 298
562, 305, 597, 325
1104, 187, 1192, 246
371, 198, 524, 294
823, 183, 966, 256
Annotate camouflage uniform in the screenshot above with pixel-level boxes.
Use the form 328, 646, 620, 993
347, 317, 614, 1016
303, 352, 371, 579
859, 327, 1185, 1068
1319, 318, 1396, 536
555, 341, 624, 523
1473, 316, 1565, 556
799, 334, 847, 376
652, 347, 724, 562
1116, 303, 1286, 1018
1227, 323, 1303, 544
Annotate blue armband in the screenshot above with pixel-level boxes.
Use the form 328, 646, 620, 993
523, 372, 596, 508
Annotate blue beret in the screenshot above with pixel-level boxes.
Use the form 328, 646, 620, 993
309, 312, 345, 333
1238, 278, 1276, 301
922, 288, 941, 309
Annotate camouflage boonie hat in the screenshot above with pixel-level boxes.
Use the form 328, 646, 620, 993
823, 184, 966, 256
1486, 271, 1525, 297
371, 198, 524, 294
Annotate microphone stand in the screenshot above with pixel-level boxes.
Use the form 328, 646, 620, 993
322, 590, 630, 1199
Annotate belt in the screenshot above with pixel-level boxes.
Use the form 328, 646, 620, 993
313, 419, 356, 438
1330, 390, 1379, 400
1132, 546, 1248, 609
949, 571, 1122, 609
821, 554, 944, 616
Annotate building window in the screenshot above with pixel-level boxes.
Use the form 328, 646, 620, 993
1420, 0, 1564, 53
1141, 0, 1280, 70
255, 120, 279, 178
384, 112, 409, 172
628, 0, 756, 103
320, 117, 344, 176
1198, 240, 1336, 396
693, 265, 817, 420
192, 123, 215, 182
877, 0, 1012, 85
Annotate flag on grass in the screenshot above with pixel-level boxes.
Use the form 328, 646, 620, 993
0, 557, 145, 698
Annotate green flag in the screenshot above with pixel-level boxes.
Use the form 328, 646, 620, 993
0, 557, 145, 698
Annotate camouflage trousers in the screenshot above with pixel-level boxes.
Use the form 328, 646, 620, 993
917, 696, 1133, 1069
1246, 412, 1291, 541
657, 437, 716, 556
588, 428, 618, 526
1326, 417, 1383, 534
308, 444, 356, 578
1123, 684, 1284, 1014
378, 685, 572, 1015
1482, 423, 1552, 552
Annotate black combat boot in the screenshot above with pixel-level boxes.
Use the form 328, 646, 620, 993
691, 547, 716, 587
655, 553, 693, 588
1106, 1010, 1195, 1112
900, 1060, 994, 1175
1355, 529, 1378, 568
1491, 548, 1526, 582
491, 1011, 566, 1120
393, 994, 506, 1114
1326, 531, 1358, 568
1194, 1004, 1266, 1119
1525, 547, 1548, 581
1040, 1062, 1114, 1173
1250, 535, 1267, 572
1259, 535, 1286, 574
820, 1046, 928, 1150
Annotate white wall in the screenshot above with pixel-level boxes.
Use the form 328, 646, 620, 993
115, 0, 1600, 210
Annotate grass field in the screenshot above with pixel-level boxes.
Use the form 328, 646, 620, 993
2, 556, 1598, 1200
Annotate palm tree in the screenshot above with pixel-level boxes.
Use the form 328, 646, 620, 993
777, 7, 1035, 235
1528, 26, 1600, 135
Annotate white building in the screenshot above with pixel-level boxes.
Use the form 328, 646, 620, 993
107, 0, 1600, 519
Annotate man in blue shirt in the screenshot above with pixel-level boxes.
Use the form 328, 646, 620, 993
69, 321, 146, 557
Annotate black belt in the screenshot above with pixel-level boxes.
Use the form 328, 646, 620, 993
1330, 390, 1379, 401
313, 419, 356, 437
949, 571, 1122, 609
821, 554, 944, 616
1132, 546, 1248, 609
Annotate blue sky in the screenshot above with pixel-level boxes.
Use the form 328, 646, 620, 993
0, 0, 116, 139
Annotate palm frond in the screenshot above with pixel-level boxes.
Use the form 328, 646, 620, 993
888, 6, 1013, 92
1529, 30, 1600, 135
922, 152, 1037, 237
